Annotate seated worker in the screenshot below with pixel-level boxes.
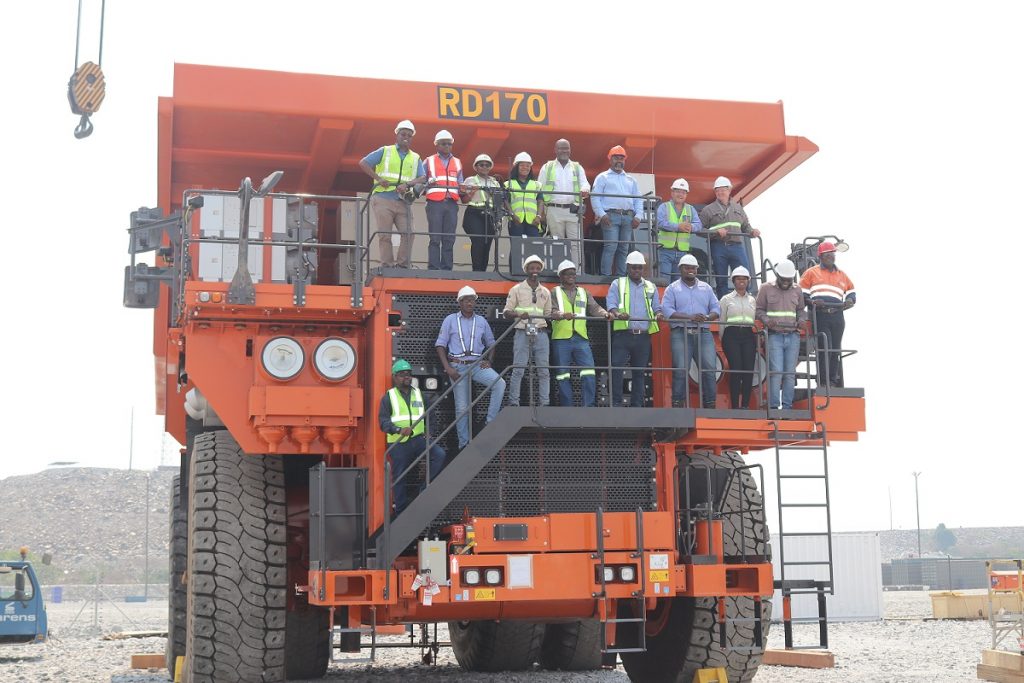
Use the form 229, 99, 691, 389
379, 359, 447, 515
435, 287, 507, 449
655, 178, 704, 282
551, 260, 611, 407
606, 251, 663, 407
503, 254, 552, 407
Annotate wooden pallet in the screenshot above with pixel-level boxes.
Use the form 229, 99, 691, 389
978, 650, 1024, 682
762, 649, 835, 669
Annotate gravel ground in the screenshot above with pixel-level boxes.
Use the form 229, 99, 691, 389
0, 592, 993, 682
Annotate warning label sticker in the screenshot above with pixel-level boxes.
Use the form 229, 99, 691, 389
649, 570, 670, 583
474, 588, 496, 601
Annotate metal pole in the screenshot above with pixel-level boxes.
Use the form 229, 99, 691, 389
144, 474, 150, 600
888, 487, 893, 531
912, 471, 922, 558
128, 407, 134, 471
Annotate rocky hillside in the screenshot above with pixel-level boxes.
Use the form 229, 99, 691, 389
2, 467, 1023, 583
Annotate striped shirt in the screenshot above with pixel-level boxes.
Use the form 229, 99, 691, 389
800, 265, 856, 305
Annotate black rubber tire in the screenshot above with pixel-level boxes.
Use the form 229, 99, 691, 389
448, 619, 546, 672
284, 607, 330, 680
539, 620, 602, 671
620, 450, 772, 683
166, 475, 187, 680
183, 431, 287, 683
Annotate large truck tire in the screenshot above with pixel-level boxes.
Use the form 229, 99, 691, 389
539, 620, 602, 670
184, 431, 287, 683
284, 607, 330, 679
448, 619, 546, 672
620, 450, 771, 683
166, 475, 187, 680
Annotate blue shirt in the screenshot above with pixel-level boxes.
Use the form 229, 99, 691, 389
606, 277, 662, 332
656, 202, 703, 239
661, 278, 720, 330
361, 146, 426, 200
435, 312, 495, 359
591, 169, 644, 218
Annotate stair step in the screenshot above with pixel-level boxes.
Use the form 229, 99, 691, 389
780, 503, 828, 508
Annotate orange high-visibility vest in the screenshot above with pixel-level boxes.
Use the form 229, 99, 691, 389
425, 154, 462, 202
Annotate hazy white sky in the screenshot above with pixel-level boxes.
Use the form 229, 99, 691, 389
2, 1, 1021, 533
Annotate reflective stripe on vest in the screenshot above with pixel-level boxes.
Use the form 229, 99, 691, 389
373, 146, 420, 195
551, 286, 590, 340
425, 154, 462, 201
386, 387, 425, 443
766, 311, 797, 318
466, 175, 497, 207
542, 161, 581, 200
658, 203, 692, 251
506, 178, 541, 223
710, 220, 742, 232
612, 278, 660, 334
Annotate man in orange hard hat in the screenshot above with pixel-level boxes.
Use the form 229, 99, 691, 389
592, 146, 643, 276
800, 241, 856, 387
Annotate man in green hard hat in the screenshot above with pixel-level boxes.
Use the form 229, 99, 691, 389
378, 359, 447, 515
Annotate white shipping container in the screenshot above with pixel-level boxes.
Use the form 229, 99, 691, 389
770, 532, 883, 622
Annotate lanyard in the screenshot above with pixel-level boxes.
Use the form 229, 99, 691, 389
456, 315, 477, 356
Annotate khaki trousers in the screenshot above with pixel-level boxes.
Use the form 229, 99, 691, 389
372, 196, 413, 267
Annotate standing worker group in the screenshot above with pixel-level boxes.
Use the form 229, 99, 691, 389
359, 119, 426, 268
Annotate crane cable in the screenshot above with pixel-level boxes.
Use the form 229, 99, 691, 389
67, 0, 107, 139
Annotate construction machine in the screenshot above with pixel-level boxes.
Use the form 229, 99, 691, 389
123, 64, 865, 682
0, 547, 48, 645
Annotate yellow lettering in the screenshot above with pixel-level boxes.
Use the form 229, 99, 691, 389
527, 94, 547, 123
439, 87, 460, 117
463, 89, 483, 118
505, 92, 524, 121
485, 91, 500, 119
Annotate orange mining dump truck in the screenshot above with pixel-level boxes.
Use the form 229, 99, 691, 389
123, 64, 866, 682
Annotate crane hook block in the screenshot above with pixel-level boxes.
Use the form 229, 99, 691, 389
68, 61, 105, 139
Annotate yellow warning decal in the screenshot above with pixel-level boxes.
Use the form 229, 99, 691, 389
649, 570, 670, 583
474, 588, 496, 601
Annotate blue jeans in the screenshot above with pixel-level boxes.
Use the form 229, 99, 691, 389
711, 241, 756, 298
389, 435, 447, 514
767, 332, 800, 409
508, 329, 550, 406
453, 363, 506, 448
670, 328, 717, 407
552, 335, 597, 407
659, 248, 685, 282
601, 213, 633, 276
611, 330, 651, 407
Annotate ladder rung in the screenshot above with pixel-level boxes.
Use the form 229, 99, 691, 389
778, 445, 827, 451
780, 503, 828, 508
783, 561, 833, 566
784, 617, 828, 623
780, 532, 831, 537
603, 648, 647, 654
779, 474, 827, 479
781, 589, 833, 595
606, 617, 645, 624
780, 645, 830, 651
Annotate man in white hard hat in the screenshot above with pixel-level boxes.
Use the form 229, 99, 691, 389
699, 176, 760, 298
551, 260, 610, 407
424, 130, 464, 271
537, 139, 591, 269
358, 120, 427, 268
459, 153, 501, 271
656, 178, 704, 282
503, 254, 552, 407
592, 146, 644, 277
662, 253, 720, 408
435, 286, 506, 449
505, 152, 546, 237
606, 251, 663, 407
755, 259, 806, 410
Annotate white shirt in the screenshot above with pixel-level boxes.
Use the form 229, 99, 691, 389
537, 159, 591, 205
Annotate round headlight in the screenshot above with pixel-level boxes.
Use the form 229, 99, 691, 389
313, 338, 356, 381
484, 569, 502, 586
603, 567, 615, 583
261, 337, 304, 380
463, 569, 481, 585
425, 378, 439, 391
619, 565, 636, 582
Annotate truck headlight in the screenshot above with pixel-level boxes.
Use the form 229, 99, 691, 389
619, 565, 636, 582
463, 569, 480, 585
603, 567, 615, 583
313, 338, 356, 381
261, 337, 304, 380
484, 569, 502, 585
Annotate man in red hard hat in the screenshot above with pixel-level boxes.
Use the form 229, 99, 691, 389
800, 241, 856, 387
592, 146, 643, 276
